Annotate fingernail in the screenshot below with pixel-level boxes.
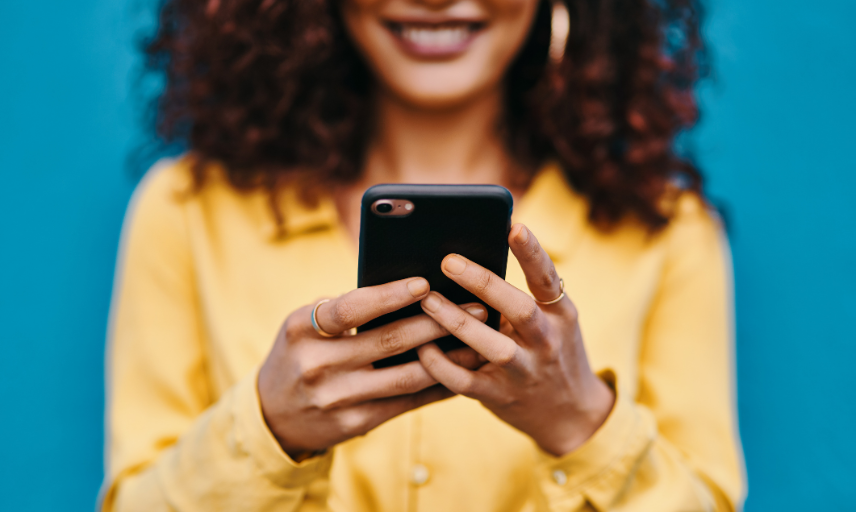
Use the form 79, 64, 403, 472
514, 225, 529, 244
407, 278, 429, 297
465, 305, 487, 321
422, 292, 441, 312
443, 254, 467, 275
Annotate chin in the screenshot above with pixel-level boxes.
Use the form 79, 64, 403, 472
390, 87, 481, 110
382, 70, 497, 110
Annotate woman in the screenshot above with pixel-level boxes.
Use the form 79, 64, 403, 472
101, 0, 745, 510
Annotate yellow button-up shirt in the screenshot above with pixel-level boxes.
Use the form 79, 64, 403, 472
101, 160, 745, 511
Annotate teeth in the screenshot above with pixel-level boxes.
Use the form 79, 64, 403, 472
399, 25, 471, 49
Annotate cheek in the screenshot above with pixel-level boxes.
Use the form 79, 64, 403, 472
339, 0, 397, 78
456, 0, 538, 91
482, 0, 541, 70
487, 0, 541, 33
339, 0, 385, 48
340, 0, 541, 107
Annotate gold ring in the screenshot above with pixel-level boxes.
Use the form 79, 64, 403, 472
534, 278, 565, 305
311, 299, 338, 338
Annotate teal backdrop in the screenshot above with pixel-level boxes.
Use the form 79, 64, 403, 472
1, 0, 854, 510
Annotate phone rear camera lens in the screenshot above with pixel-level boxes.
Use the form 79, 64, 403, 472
376, 203, 393, 213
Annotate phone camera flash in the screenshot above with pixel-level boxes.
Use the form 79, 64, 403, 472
372, 199, 414, 216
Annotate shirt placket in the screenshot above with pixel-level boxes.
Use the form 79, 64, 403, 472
405, 409, 429, 512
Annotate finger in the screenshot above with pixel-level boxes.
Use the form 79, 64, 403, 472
508, 224, 567, 307
445, 347, 488, 369
421, 291, 525, 370
417, 343, 493, 400
328, 327, 490, 409
315, 277, 430, 335
334, 303, 489, 367
340, 384, 456, 438
330, 360, 441, 407
344, 342, 489, 407
499, 315, 515, 337
440, 253, 548, 341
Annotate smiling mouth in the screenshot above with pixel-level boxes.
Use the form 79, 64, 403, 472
385, 21, 486, 57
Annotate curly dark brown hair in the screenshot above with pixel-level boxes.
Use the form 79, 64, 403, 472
144, 0, 709, 231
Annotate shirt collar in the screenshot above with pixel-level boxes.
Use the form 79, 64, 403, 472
513, 162, 588, 263
262, 162, 588, 262
260, 186, 341, 241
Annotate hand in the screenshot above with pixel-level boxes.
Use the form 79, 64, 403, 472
416, 224, 616, 457
258, 277, 488, 459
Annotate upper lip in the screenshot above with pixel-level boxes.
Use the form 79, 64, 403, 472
382, 15, 488, 27
383, 19, 487, 38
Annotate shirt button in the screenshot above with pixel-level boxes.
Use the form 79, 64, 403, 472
410, 464, 430, 486
552, 469, 568, 486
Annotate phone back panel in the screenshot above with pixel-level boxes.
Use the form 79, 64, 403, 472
358, 184, 512, 368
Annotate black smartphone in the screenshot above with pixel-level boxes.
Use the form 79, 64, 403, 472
357, 184, 513, 368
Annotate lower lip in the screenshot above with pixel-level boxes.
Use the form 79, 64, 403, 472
385, 24, 483, 58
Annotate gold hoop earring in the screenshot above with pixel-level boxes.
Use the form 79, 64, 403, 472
550, 1, 570, 64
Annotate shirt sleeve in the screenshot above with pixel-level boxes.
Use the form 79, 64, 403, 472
99, 162, 334, 512
532, 196, 746, 511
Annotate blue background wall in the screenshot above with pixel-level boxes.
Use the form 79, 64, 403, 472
1, 0, 853, 510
